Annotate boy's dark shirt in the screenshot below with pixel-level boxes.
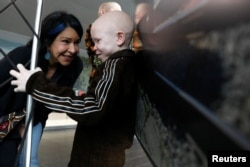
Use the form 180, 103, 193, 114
25, 49, 137, 166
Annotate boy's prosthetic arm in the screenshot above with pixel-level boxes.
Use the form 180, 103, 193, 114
10, 64, 41, 92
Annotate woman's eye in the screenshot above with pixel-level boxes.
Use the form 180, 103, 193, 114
62, 40, 70, 43
75, 40, 81, 45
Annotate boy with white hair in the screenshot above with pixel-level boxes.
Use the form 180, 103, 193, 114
85, 2, 122, 82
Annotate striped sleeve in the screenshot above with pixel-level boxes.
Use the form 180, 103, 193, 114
27, 59, 119, 115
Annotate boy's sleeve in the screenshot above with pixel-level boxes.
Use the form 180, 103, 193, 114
25, 58, 122, 117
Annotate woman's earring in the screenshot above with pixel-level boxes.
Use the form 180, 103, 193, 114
45, 52, 51, 60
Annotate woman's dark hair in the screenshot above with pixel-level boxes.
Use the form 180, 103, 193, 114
39, 11, 83, 55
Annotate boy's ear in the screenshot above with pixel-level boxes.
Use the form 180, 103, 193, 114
99, 9, 105, 16
117, 31, 125, 46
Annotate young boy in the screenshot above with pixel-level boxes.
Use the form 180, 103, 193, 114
85, 2, 122, 82
10, 11, 137, 167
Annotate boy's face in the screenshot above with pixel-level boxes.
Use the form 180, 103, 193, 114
91, 25, 119, 62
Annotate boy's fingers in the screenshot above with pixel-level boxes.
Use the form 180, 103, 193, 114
11, 80, 18, 86
17, 64, 27, 73
9, 69, 20, 78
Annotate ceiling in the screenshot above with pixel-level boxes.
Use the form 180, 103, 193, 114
0, 0, 140, 49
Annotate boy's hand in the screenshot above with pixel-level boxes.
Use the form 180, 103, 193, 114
9, 64, 41, 92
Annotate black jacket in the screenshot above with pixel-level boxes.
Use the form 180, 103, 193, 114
25, 49, 137, 166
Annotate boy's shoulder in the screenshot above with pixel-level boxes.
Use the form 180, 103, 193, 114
109, 49, 135, 60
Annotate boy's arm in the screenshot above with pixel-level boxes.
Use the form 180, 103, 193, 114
10, 59, 120, 117
10, 64, 91, 115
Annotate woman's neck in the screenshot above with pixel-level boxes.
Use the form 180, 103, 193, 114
46, 63, 57, 79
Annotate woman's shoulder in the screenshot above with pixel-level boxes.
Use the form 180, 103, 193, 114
9, 44, 31, 54
8, 45, 32, 63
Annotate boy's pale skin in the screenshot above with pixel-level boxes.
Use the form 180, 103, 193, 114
10, 11, 134, 92
91, 11, 134, 62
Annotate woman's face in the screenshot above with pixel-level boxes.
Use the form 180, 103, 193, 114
48, 27, 81, 66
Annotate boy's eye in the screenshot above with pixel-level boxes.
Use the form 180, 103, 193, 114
94, 39, 100, 43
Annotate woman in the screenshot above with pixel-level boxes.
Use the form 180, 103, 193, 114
0, 11, 83, 167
